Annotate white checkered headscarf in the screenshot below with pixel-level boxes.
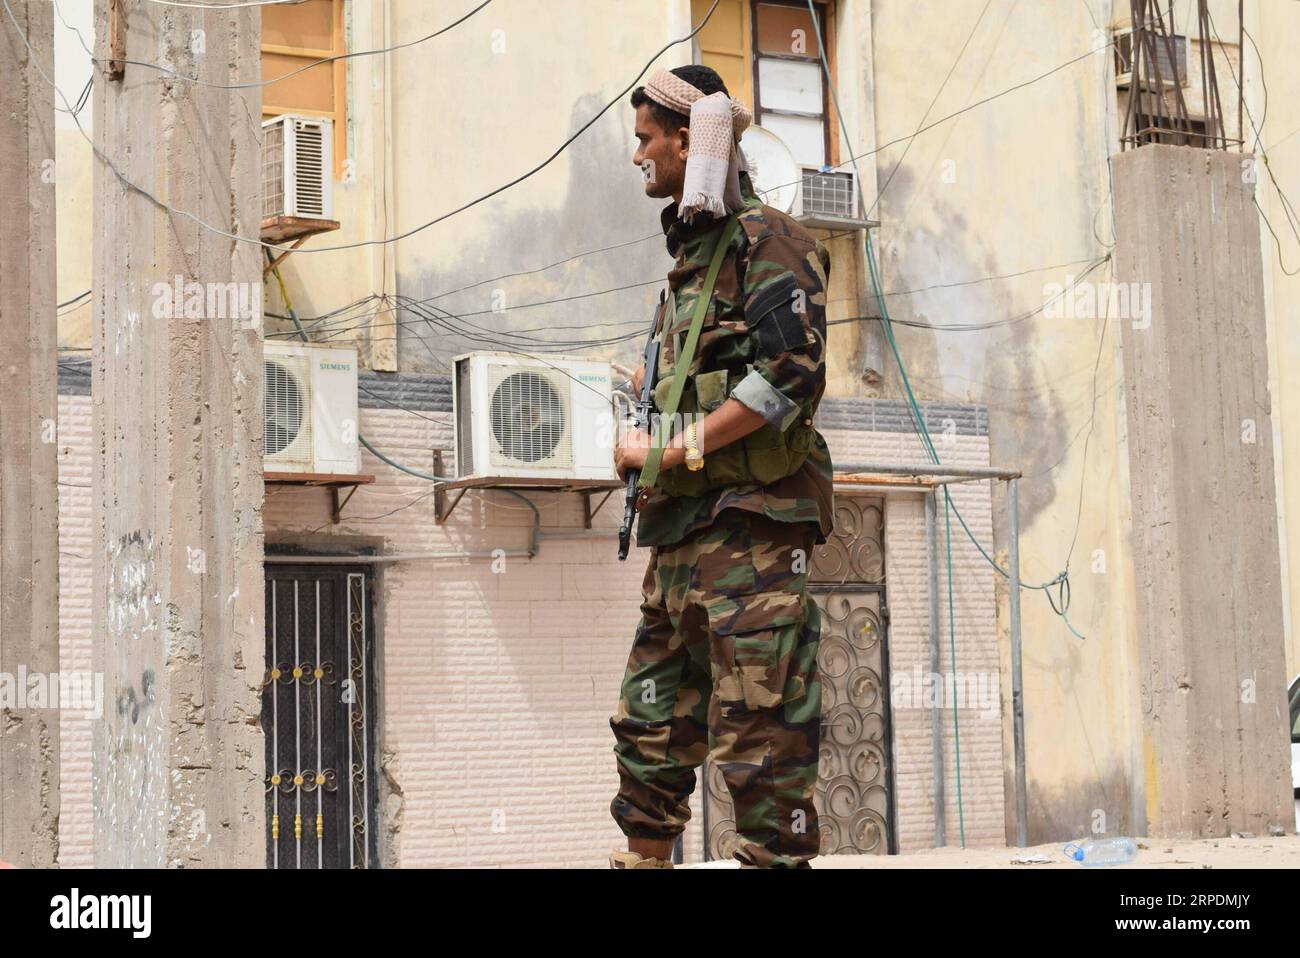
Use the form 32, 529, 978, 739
641, 69, 753, 221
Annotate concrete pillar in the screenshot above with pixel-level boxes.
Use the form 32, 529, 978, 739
1112, 144, 1294, 837
92, 0, 265, 866
0, 0, 60, 868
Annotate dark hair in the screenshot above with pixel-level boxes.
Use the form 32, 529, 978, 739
630, 64, 730, 133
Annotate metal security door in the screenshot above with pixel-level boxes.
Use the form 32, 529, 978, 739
703, 496, 895, 859
263, 566, 378, 869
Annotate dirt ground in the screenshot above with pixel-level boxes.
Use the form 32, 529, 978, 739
686, 829, 1300, 869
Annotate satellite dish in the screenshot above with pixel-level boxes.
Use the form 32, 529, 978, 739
741, 125, 800, 214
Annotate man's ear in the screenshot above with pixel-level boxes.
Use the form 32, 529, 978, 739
675, 125, 690, 161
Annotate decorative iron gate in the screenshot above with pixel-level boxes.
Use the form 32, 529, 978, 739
703, 496, 895, 858
263, 566, 379, 868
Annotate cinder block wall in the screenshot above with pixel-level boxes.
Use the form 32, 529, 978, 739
55, 387, 1003, 867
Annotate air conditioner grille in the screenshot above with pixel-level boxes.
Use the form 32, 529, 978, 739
262, 121, 285, 219
1115, 30, 1187, 86
292, 119, 326, 217
802, 169, 856, 218
264, 357, 312, 462
456, 359, 475, 476
488, 368, 572, 468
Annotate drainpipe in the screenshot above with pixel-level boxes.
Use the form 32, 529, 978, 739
263, 528, 620, 565
264, 550, 532, 564
1008, 478, 1028, 847
926, 490, 946, 847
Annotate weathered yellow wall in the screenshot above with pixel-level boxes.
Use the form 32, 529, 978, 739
865, 0, 1144, 839
867, 0, 1299, 840
53, 0, 93, 348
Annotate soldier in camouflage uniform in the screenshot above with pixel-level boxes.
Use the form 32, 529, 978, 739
610, 65, 834, 869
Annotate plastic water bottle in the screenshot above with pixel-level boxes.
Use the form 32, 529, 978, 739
1062, 837, 1138, 866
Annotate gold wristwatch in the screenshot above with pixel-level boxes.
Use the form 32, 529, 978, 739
683, 421, 704, 471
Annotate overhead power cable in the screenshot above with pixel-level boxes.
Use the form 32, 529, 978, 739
5, 0, 725, 256
14, 0, 1111, 260
1203, 7, 1300, 275
101, 0, 494, 91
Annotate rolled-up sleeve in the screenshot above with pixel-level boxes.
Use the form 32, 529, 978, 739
730, 234, 830, 430
732, 367, 800, 430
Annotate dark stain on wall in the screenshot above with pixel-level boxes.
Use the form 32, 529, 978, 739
395, 93, 670, 375
1021, 764, 1141, 847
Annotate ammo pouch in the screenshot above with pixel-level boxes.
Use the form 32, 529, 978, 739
650, 368, 816, 498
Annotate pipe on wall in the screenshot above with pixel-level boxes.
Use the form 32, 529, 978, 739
926, 490, 946, 847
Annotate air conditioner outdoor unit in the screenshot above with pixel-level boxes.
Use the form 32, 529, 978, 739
453, 352, 616, 483
262, 115, 334, 220
263, 341, 360, 475
1113, 27, 1189, 90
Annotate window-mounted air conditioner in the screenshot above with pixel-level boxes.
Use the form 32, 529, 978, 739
263, 341, 360, 475
795, 167, 865, 226
1114, 27, 1190, 90
744, 125, 875, 231
453, 352, 617, 483
262, 115, 333, 220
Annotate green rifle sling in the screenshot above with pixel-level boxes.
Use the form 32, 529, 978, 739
637, 214, 742, 492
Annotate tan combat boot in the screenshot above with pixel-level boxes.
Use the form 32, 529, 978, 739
608, 849, 674, 869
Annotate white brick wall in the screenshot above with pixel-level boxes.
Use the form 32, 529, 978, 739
54, 398, 1004, 867
57, 394, 94, 868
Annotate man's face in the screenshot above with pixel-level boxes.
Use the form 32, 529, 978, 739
632, 103, 687, 201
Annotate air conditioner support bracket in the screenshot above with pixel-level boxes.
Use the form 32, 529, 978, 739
429, 451, 622, 530
259, 216, 342, 275
331, 484, 359, 524
583, 489, 615, 528
264, 473, 376, 524
434, 488, 469, 526
262, 236, 309, 276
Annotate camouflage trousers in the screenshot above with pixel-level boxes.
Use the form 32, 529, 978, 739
609, 509, 822, 867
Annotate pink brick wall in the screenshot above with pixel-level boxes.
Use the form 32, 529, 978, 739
55, 398, 1004, 866
57, 394, 94, 868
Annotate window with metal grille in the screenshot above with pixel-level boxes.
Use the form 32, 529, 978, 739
263, 568, 379, 869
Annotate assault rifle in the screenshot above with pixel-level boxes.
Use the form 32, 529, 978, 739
617, 293, 664, 560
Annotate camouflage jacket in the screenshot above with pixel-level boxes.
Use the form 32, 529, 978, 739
636, 172, 835, 548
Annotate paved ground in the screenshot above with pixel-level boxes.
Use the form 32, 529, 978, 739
687, 829, 1300, 869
